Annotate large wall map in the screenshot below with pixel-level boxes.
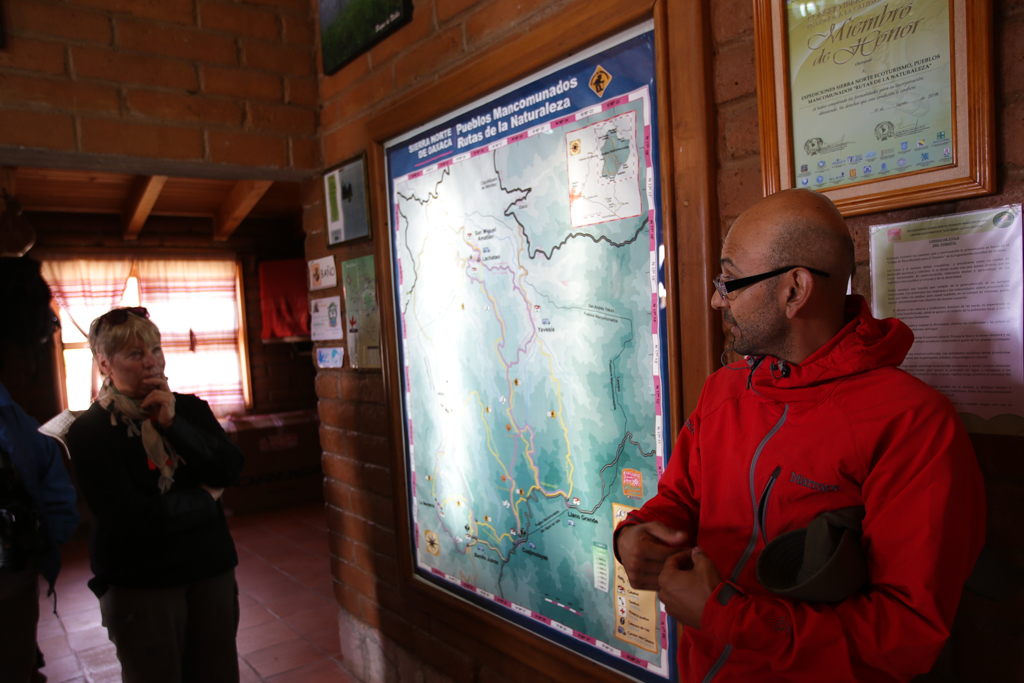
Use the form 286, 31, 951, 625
385, 25, 671, 682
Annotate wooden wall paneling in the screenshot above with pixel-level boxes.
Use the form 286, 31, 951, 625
652, 0, 684, 438
664, 0, 721, 420
250, 182, 303, 218
154, 177, 235, 217
122, 175, 168, 240
15, 168, 132, 214
213, 179, 274, 241
367, 0, 718, 678
10, 169, 300, 220
753, 0, 781, 198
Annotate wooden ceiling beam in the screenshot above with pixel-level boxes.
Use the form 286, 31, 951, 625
122, 174, 168, 240
213, 179, 273, 242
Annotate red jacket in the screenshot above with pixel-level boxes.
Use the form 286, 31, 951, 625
620, 297, 985, 682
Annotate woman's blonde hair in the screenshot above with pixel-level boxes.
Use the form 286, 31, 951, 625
88, 308, 161, 361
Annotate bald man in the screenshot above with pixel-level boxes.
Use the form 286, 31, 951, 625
614, 190, 985, 682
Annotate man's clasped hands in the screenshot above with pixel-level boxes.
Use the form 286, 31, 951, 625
616, 522, 723, 629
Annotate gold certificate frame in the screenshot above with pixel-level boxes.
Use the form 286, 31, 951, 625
754, 0, 994, 216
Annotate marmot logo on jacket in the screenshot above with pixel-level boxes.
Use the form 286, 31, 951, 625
790, 471, 838, 492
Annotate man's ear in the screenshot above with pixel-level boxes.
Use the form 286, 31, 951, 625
782, 269, 815, 319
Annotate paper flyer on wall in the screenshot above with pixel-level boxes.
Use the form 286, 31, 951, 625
310, 295, 344, 341
341, 255, 381, 369
870, 205, 1024, 435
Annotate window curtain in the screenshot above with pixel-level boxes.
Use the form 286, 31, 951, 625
137, 259, 244, 416
41, 259, 133, 338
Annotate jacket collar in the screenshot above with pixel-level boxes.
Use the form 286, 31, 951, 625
743, 296, 914, 406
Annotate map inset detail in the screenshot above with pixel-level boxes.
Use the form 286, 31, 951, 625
390, 77, 669, 678
567, 112, 642, 229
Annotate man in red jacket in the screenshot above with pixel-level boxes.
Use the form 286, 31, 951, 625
615, 189, 985, 682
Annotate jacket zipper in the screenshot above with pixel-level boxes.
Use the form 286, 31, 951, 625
701, 644, 732, 683
731, 404, 788, 583
704, 405, 788, 682
758, 466, 782, 546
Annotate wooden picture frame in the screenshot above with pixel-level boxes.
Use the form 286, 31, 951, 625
318, 0, 413, 76
754, 0, 995, 216
360, 0, 721, 680
382, 21, 677, 683
323, 152, 372, 248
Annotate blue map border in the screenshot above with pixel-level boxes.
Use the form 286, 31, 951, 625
384, 25, 676, 683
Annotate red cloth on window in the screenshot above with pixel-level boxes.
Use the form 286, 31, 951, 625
259, 259, 310, 339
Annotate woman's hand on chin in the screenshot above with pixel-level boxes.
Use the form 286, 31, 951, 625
140, 376, 176, 428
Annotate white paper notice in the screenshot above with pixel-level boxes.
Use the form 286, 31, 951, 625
308, 255, 337, 291
870, 205, 1024, 428
310, 296, 344, 341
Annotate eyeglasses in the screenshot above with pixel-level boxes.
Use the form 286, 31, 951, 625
713, 266, 830, 299
96, 307, 149, 332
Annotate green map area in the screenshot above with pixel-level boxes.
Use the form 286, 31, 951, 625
601, 129, 631, 179
394, 96, 662, 665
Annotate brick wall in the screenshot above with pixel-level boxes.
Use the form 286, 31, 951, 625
0, 0, 319, 173
311, 0, 1024, 681
27, 211, 318, 416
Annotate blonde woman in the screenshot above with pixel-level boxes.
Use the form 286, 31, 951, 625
66, 307, 245, 683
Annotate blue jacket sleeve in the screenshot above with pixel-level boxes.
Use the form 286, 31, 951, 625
0, 394, 80, 587
34, 432, 80, 548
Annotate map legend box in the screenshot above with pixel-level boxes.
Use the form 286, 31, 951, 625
593, 542, 610, 592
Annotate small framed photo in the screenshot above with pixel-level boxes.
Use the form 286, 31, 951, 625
319, 0, 413, 76
323, 152, 371, 247
753, 0, 994, 216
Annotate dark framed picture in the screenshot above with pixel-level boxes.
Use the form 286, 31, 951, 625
0, 1, 6, 50
323, 152, 371, 247
318, 0, 413, 76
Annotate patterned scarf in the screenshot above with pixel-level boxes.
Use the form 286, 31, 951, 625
96, 378, 182, 494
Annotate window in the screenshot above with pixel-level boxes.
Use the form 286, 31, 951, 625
43, 258, 252, 417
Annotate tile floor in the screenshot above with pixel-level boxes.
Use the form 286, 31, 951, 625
35, 503, 355, 683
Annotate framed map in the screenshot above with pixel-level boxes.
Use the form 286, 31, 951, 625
383, 23, 674, 682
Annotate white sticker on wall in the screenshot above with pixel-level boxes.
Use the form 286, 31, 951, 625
309, 255, 337, 291
316, 346, 345, 368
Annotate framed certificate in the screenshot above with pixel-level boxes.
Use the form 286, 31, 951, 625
754, 0, 995, 216
323, 153, 371, 247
